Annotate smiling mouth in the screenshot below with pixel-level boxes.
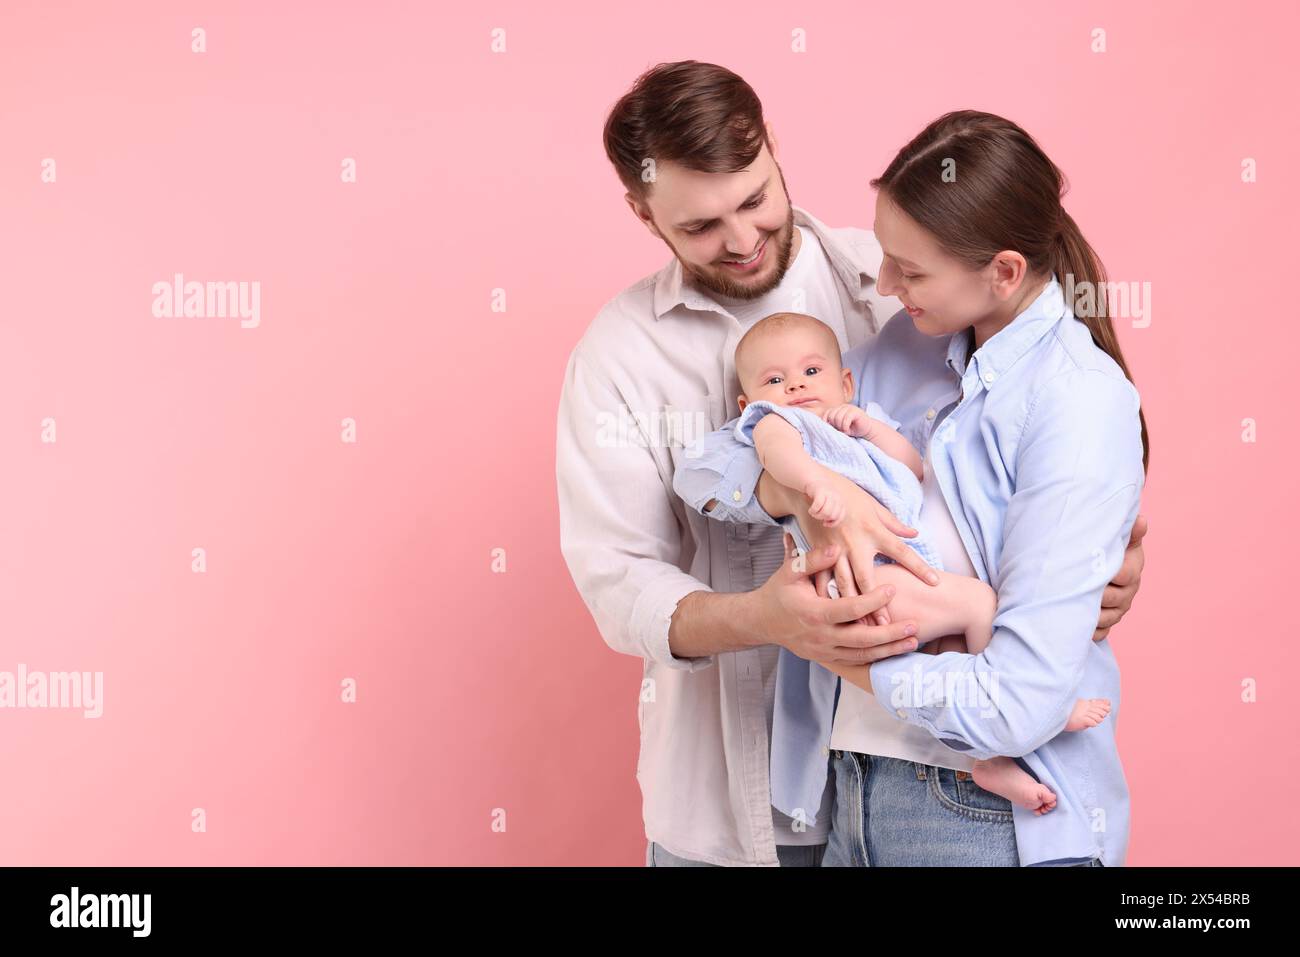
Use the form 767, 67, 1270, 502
720, 236, 767, 269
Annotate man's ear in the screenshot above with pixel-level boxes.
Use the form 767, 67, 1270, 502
840, 366, 854, 402
625, 192, 664, 241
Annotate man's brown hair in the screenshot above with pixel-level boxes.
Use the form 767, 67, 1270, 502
603, 60, 769, 203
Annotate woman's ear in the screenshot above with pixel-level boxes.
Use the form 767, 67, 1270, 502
989, 250, 1029, 301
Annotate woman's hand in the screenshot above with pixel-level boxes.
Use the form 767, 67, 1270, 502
757, 469, 940, 613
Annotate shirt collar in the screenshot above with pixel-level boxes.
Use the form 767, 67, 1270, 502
945, 275, 1068, 390
652, 204, 880, 320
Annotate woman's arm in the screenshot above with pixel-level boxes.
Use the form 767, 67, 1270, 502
859, 369, 1145, 760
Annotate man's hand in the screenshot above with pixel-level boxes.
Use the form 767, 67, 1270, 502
1095, 514, 1147, 641
750, 534, 920, 665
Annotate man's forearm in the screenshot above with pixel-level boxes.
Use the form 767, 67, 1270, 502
667, 589, 768, 659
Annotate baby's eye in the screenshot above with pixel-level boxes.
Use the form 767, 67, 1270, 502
804, 366, 820, 376
765, 376, 783, 386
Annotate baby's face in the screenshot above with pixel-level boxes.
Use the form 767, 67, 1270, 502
737, 325, 852, 415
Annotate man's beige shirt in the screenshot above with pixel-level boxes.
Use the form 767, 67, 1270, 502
556, 205, 902, 865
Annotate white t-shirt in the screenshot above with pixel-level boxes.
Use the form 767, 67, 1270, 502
712, 226, 840, 336
827, 403, 979, 770
713, 225, 844, 844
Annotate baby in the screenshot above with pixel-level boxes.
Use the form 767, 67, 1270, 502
728, 311, 1111, 815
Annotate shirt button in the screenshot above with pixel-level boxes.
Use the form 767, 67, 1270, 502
982, 371, 996, 384
925, 408, 936, 420
732, 489, 742, 501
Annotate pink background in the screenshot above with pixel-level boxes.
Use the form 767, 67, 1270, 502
1, 0, 1296, 865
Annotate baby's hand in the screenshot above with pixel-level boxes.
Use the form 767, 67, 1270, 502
822, 404, 874, 438
803, 479, 845, 527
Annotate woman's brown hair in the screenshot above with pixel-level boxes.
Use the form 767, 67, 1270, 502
871, 110, 1149, 471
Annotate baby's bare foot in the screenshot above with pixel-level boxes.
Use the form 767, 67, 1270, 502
972, 758, 1058, 814
1064, 697, 1112, 732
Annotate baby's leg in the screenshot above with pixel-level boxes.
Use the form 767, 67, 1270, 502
872, 563, 996, 651
971, 758, 1058, 815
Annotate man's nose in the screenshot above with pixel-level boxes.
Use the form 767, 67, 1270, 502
722, 222, 761, 258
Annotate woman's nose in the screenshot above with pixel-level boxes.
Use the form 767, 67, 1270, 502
877, 258, 899, 296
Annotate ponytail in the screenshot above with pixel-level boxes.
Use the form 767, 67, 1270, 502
1051, 212, 1150, 473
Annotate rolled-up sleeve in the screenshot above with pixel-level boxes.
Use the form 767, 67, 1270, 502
556, 345, 716, 672
868, 369, 1144, 759
671, 419, 779, 526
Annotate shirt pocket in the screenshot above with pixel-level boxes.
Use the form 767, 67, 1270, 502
922, 763, 1015, 822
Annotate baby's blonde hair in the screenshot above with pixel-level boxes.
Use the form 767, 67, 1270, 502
734, 312, 843, 385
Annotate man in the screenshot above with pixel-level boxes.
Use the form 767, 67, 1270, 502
555, 60, 1147, 866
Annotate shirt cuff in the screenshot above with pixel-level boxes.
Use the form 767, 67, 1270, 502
869, 656, 988, 757
631, 574, 717, 673
714, 446, 775, 523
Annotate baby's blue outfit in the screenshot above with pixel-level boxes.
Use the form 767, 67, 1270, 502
685, 399, 942, 826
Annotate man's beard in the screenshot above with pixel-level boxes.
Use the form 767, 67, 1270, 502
675, 202, 797, 302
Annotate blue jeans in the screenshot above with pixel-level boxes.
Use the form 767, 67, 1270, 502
822, 750, 1104, 867
646, 840, 826, 866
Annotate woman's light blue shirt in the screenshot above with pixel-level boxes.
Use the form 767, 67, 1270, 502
674, 275, 1145, 866
866, 276, 1144, 866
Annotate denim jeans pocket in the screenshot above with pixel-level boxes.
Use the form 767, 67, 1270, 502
919, 763, 1015, 821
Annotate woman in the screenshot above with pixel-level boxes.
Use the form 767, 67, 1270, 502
762, 110, 1148, 866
